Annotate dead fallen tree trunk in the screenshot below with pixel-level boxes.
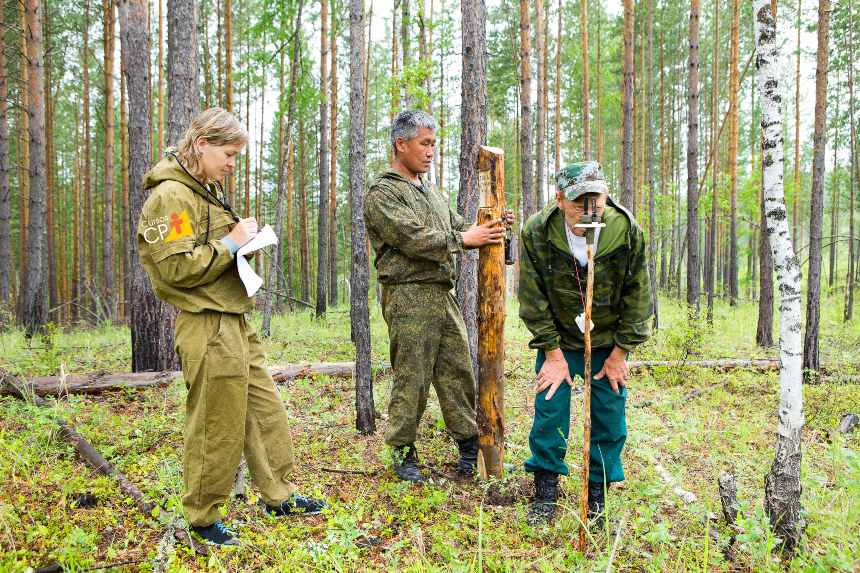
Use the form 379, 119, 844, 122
1, 369, 157, 516
0, 371, 183, 398
1, 361, 392, 397
629, 359, 835, 373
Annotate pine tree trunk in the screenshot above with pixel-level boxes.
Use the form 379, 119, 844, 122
647, 0, 657, 330
659, 27, 666, 289
554, 0, 561, 173
457, 0, 487, 380
519, 0, 533, 221
45, 0, 57, 321
329, 9, 339, 306
261, 0, 304, 335
21, 0, 47, 336
317, 0, 330, 318
121, 57, 130, 321
845, 0, 857, 321
0, 1, 11, 328
728, 0, 739, 305
350, 0, 376, 434
119, 0, 176, 371
596, 1, 603, 163
299, 122, 310, 303
803, 0, 829, 382
686, 0, 700, 314
620, 0, 633, 209
580, 0, 590, 160
793, 0, 801, 250
19, 8, 29, 304
157, 0, 165, 154
706, 0, 719, 321
535, 0, 545, 207
401, 0, 410, 108
225, 0, 235, 205
754, 0, 806, 551
102, 0, 116, 318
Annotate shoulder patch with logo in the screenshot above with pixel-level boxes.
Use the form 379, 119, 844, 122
164, 209, 193, 242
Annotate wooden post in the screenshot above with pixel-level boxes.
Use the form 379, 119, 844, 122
476, 145, 506, 479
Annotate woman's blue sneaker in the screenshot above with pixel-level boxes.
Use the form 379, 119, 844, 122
261, 493, 327, 517
189, 520, 241, 547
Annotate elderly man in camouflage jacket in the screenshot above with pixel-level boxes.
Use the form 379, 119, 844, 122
519, 161, 653, 526
364, 110, 514, 482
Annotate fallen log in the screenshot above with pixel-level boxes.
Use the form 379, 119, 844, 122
629, 359, 835, 374
0, 370, 181, 398
0, 369, 157, 516
1, 361, 392, 397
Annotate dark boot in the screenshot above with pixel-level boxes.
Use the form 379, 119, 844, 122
456, 436, 478, 475
392, 444, 424, 482
526, 470, 559, 526
588, 480, 608, 531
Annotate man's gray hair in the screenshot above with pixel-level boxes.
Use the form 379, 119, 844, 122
391, 110, 438, 154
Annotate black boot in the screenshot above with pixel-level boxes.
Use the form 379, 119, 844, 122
587, 480, 608, 531
456, 436, 478, 475
392, 444, 424, 482
526, 470, 559, 525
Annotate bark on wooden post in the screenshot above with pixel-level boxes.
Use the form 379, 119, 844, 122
475, 145, 505, 480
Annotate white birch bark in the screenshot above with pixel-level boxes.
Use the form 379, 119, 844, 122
753, 0, 806, 551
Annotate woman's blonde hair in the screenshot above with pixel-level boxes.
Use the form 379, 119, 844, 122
175, 108, 249, 179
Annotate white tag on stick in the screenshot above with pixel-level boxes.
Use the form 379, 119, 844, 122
575, 312, 594, 334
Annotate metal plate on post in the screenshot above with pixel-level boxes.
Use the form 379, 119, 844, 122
478, 169, 490, 208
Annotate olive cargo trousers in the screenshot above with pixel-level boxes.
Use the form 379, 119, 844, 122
381, 283, 478, 447
175, 310, 297, 526
524, 347, 627, 483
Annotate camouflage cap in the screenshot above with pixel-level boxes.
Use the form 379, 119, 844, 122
555, 161, 609, 201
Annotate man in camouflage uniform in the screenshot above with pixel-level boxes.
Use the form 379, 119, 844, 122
519, 161, 653, 526
363, 110, 514, 481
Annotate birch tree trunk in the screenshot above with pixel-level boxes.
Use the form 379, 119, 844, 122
686, 0, 701, 315
261, 0, 304, 336
350, 0, 376, 434
457, 0, 487, 380
317, 0, 330, 318
754, 0, 806, 551
120, 0, 176, 371
803, 0, 829, 382
620, 0, 633, 209
21, 0, 47, 336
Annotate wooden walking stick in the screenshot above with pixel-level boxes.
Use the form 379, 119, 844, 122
575, 196, 605, 550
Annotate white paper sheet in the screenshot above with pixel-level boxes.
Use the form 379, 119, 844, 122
235, 224, 278, 297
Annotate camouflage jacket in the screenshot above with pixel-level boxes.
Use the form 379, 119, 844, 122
518, 198, 653, 352
137, 153, 253, 314
364, 169, 472, 290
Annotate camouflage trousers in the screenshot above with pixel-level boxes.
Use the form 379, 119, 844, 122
174, 310, 297, 526
381, 283, 477, 447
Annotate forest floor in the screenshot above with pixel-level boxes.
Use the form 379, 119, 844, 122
1, 293, 859, 572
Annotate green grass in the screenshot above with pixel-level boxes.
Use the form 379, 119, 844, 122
1, 293, 858, 571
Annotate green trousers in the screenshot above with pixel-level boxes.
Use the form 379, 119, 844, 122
524, 347, 627, 483
381, 283, 477, 447
174, 310, 297, 526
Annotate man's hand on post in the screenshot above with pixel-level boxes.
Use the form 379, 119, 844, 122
462, 218, 506, 247
593, 346, 630, 394
503, 209, 515, 229
536, 348, 572, 400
